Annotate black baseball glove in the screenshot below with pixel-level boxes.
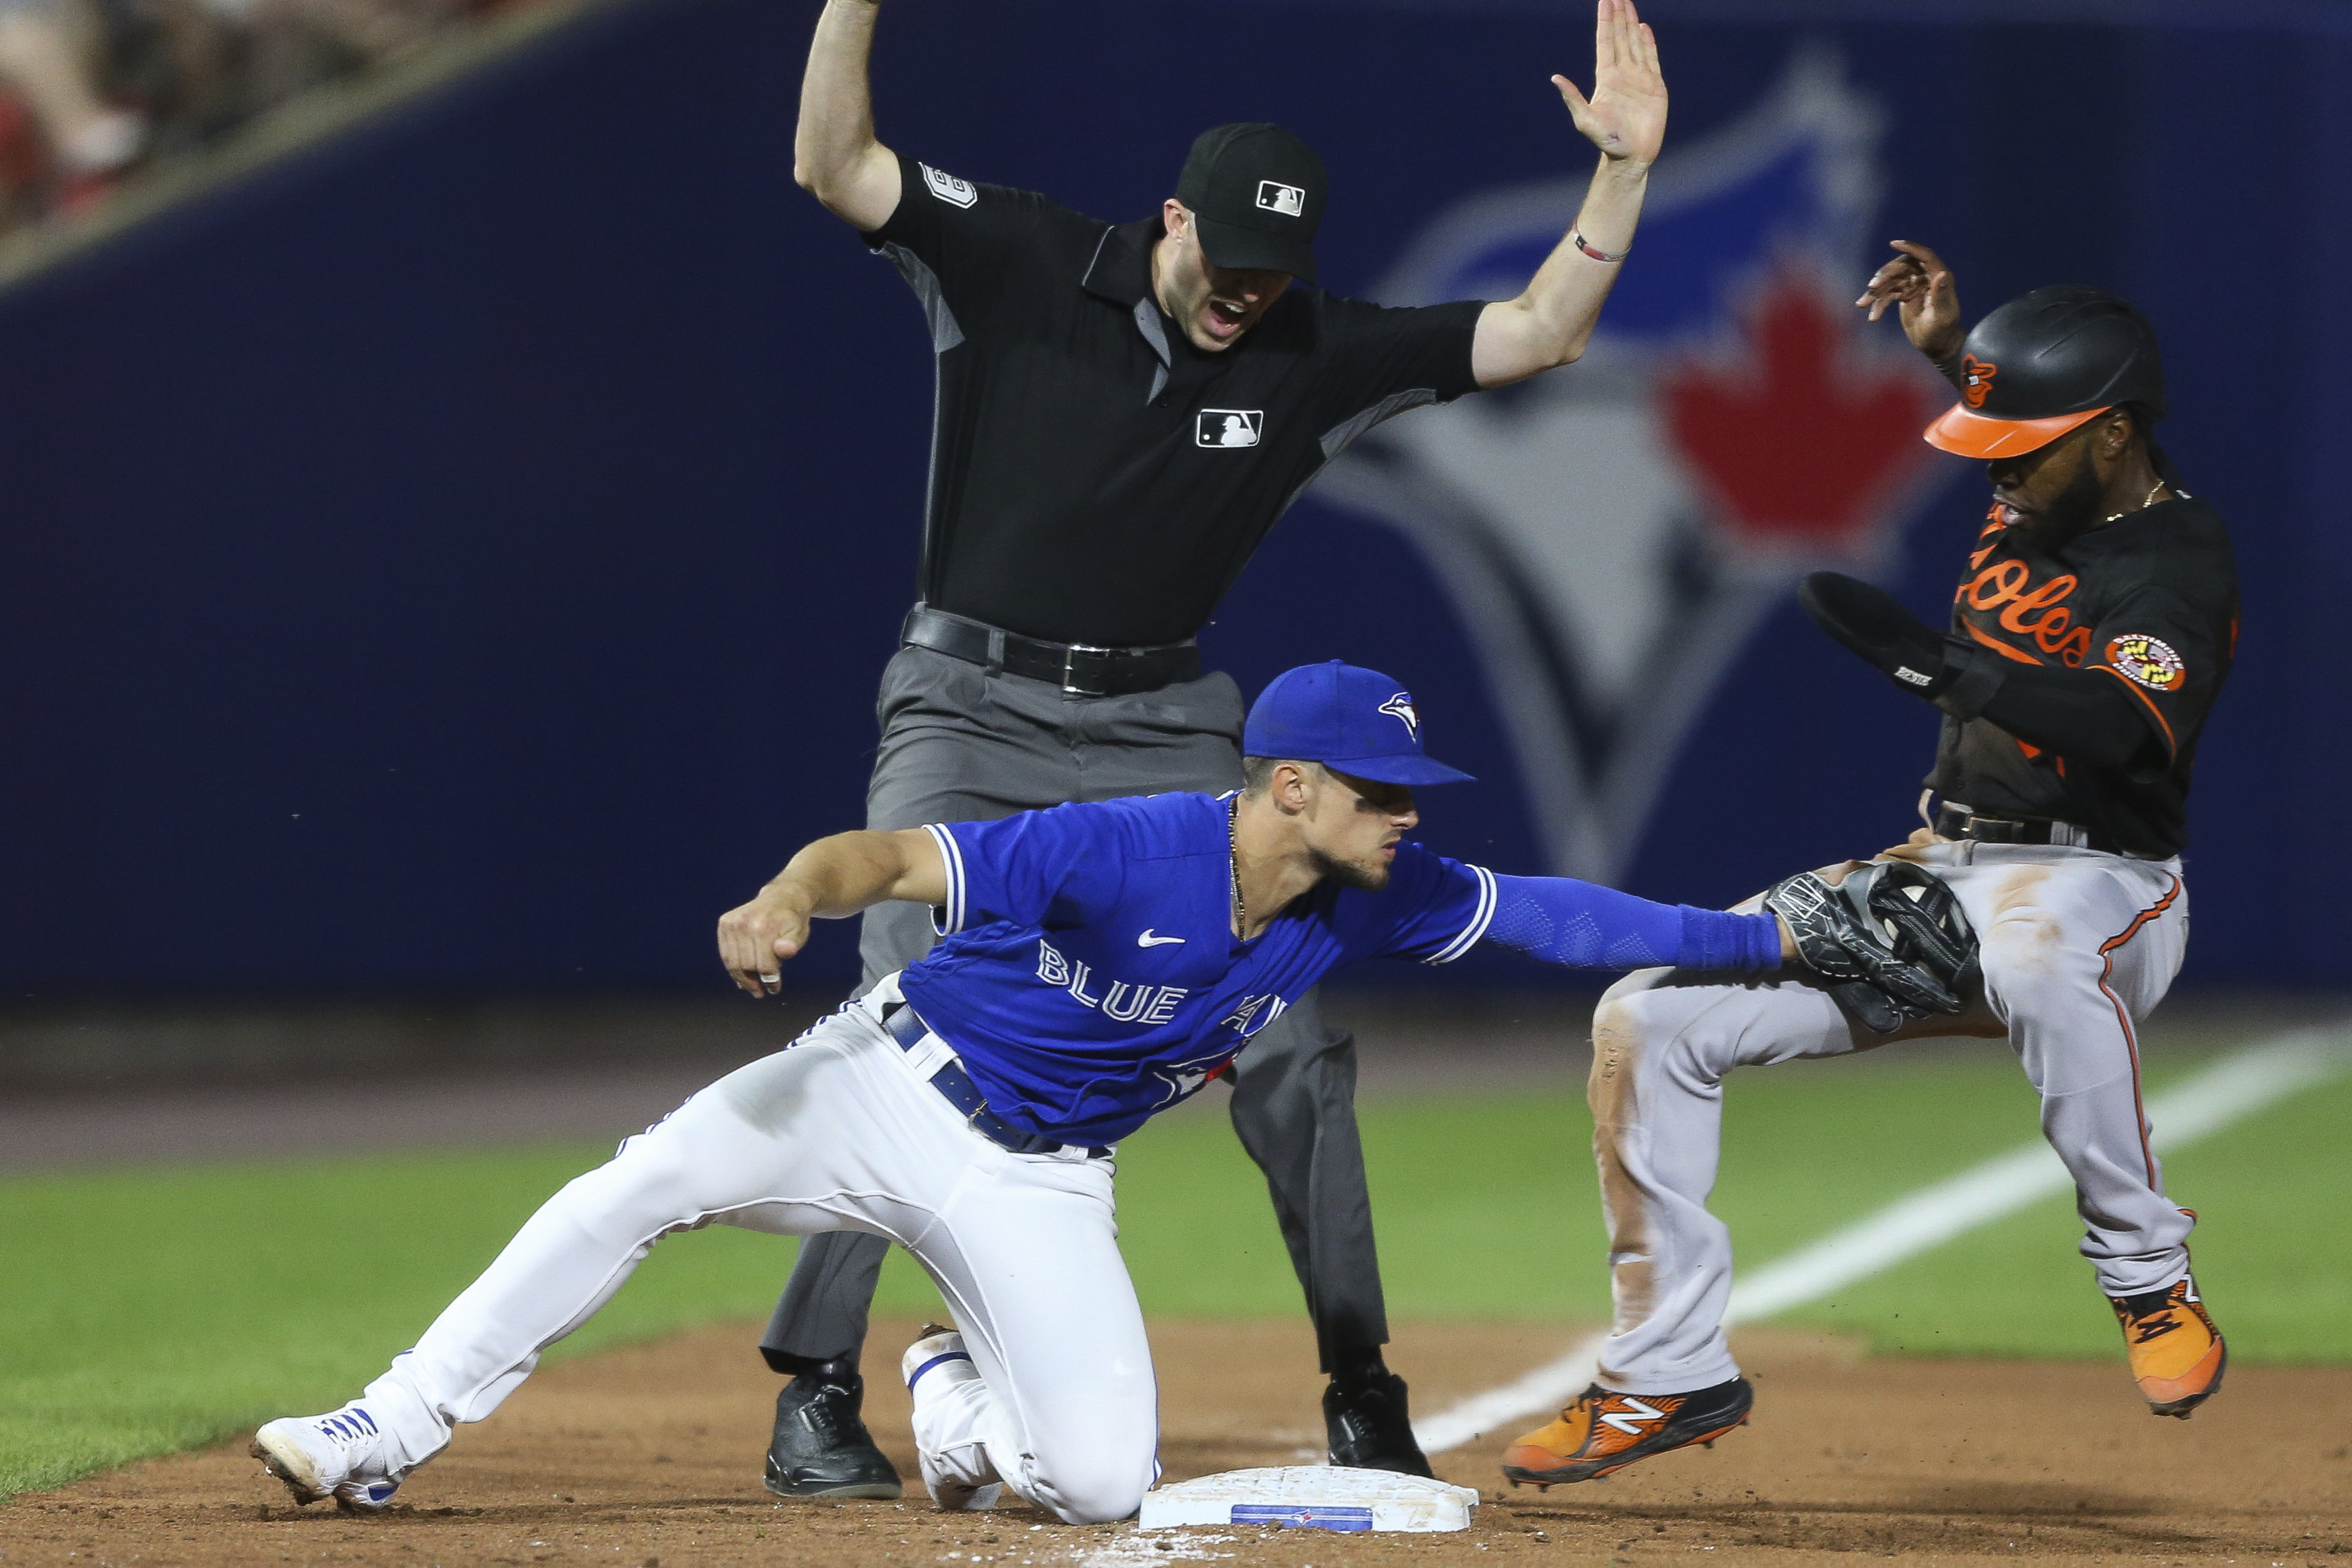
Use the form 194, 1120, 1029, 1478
1799, 572, 2009, 721
1797, 571, 1952, 694
1763, 861, 1978, 1034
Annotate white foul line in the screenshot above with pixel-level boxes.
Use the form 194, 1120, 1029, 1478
1411, 1024, 2352, 1456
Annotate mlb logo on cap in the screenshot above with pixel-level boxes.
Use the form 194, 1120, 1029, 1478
1256, 181, 1306, 217
1175, 122, 1327, 282
1244, 661, 1476, 786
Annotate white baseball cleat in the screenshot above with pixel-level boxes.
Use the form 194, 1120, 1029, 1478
250, 1405, 403, 1513
902, 1323, 1002, 1511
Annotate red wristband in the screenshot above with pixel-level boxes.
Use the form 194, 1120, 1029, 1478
1572, 229, 1630, 264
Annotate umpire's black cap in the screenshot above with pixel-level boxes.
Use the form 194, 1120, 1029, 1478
1176, 123, 1326, 284
1925, 286, 2167, 459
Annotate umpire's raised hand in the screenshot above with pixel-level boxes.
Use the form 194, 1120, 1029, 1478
1552, 0, 1668, 167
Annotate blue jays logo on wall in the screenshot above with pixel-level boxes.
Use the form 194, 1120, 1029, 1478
1319, 52, 1949, 884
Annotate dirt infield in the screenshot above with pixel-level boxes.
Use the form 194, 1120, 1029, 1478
7, 1316, 2347, 1567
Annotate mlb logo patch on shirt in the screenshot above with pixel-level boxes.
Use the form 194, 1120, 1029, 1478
1256, 181, 1307, 217
921, 163, 978, 208
1196, 409, 1263, 448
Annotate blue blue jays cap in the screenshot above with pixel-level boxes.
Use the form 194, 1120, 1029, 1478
1243, 662, 1476, 787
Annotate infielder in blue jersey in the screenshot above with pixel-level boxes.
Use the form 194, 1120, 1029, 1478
251, 664, 1918, 1525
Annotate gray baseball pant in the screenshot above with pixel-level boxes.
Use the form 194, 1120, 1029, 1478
1588, 843, 2193, 1395
759, 645, 1389, 1376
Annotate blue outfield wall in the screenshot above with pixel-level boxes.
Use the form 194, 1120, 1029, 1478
0, 0, 2342, 993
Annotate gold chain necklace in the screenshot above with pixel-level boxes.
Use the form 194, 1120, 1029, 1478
1228, 797, 1246, 937
2104, 481, 2167, 525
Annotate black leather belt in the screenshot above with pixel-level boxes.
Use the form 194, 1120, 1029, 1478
1934, 802, 2120, 854
901, 604, 1200, 697
882, 1004, 1111, 1159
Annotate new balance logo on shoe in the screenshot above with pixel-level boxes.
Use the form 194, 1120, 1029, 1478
2134, 1316, 2181, 1344
1597, 1395, 1665, 1436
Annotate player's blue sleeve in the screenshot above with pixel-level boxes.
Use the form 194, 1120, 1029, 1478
1482, 874, 1782, 972
1336, 851, 1496, 963
1345, 847, 1780, 972
1341, 845, 1498, 963
926, 804, 1123, 934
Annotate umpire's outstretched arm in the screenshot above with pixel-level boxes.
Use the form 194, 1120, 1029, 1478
794, 0, 899, 232
1468, 0, 1669, 387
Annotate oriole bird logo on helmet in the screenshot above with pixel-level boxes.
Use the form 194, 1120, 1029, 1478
1960, 352, 1998, 408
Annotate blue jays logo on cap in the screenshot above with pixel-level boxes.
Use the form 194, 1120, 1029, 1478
1377, 693, 1420, 741
1244, 661, 1473, 787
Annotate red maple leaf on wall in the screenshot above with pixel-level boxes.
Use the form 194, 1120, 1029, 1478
1660, 274, 1945, 555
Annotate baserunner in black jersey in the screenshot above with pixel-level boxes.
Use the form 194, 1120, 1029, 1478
1846, 242, 2234, 862
1491, 243, 2238, 1493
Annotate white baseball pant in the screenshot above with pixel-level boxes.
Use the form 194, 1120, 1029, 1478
349, 979, 1159, 1524
1588, 841, 2191, 1395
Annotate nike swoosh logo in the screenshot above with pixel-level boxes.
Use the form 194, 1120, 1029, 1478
1137, 930, 1186, 948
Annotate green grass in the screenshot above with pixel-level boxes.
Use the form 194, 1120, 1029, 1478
3, 1039, 2346, 1501
1113, 1047, 2066, 1323
1776, 1064, 2352, 1361
0, 1147, 838, 1500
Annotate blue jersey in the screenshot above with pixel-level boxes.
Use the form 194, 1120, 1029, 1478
896, 791, 1495, 1145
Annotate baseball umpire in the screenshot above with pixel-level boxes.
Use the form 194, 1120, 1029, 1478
764, 0, 1671, 1496
1495, 243, 2239, 1488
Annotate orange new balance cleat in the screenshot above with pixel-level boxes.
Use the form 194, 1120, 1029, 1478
2111, 1275, 2226, 1417
1500, 1377, 1752, 1488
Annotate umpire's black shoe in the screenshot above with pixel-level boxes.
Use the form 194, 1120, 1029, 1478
1323, 1369, 1435, 1477
764, 1360, 903, 1500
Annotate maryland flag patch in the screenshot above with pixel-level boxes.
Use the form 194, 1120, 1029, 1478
2106, 634, 2187, 692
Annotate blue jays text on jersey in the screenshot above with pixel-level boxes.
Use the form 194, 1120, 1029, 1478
894, 791, 1497, 1146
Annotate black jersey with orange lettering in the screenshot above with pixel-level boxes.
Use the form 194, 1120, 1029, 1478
1927, 495, 2237, 857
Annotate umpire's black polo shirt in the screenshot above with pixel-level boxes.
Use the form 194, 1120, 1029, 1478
863, 151, 1487, 648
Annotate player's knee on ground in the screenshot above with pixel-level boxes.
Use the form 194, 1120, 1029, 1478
1023, 1431, 1155, 1525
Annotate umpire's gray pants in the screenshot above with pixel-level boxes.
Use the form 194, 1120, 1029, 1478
760, 644, 1388, 1376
